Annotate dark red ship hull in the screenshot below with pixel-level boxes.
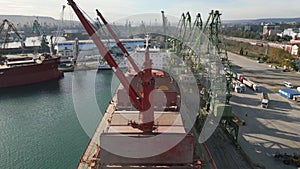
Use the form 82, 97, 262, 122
0, 57, 63, 88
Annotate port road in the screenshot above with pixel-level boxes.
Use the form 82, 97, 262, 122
228, 52, 300, 90
225, 36, 267, 46
228, 52, 300, 169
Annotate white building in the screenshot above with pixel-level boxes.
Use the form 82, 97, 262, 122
263, 24, 281, 36
291, 45, 299, 56
283, 28, 300, 38
55, 38, 144, 58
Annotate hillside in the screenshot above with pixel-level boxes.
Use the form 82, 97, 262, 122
0, 15, 80, 28
224, 17, 300, 24
2, 14, 300, 29
0, 15, 58, 26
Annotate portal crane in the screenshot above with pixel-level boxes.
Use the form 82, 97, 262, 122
140, 20, 146, 36
187, 13, 202, 42
54, 5, 66, 43
207, 10, 232, 103
0, 19, 24, 50
161, 11, 168, 49
67, 0, 156, 133
32, 19, 49, 52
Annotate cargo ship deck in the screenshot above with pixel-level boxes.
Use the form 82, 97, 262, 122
77, 84, 217, 169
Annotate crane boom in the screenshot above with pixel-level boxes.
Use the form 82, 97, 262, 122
96, 10, 140, 73
68, 0, 157, 132
54, 5, 66, 44
161, 11, 168, 49
67, 0, 142, 111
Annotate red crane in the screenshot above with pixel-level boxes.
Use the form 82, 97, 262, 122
67, 0, 155, 133
96, 10, 141, 73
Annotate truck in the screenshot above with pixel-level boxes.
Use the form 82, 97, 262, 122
232, 80, 246, 93
243, 78, 260, 91
240, 83, 246, 92
283, 81, 293, 88
234, 85, 242, 93
278, 88, 300, 99
293, 95, 300, 102
261, 92, 269, 108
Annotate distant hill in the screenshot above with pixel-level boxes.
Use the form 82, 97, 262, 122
0, 15, 58, 27
224, 17, 300, 24
0, 15, 80, 28
3, 14, 300, 28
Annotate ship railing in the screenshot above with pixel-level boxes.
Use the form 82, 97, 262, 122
6, 59, 36, 66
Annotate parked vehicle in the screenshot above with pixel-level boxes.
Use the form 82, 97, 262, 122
240, 84, 246, 92
243, 78, 260, 91
293, 95, 300, 102
278, 88, 300, 99
284, 81, 293, 88
237, 74, 244, 82
232, 80, 246, 93
234, 85, 242, 93
261, 92, 269, 108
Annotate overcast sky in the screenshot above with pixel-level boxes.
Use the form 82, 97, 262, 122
0, 0, 300, 21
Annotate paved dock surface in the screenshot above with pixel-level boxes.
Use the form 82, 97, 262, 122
74, 61, 98, 71
228, 52, 300, 169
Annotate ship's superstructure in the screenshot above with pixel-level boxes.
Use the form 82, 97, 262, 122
128, 35, 167, 70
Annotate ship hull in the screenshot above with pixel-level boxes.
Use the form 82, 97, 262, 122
0, 57, 63, 88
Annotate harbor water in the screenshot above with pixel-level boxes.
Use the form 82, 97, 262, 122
0, 70, 117, 169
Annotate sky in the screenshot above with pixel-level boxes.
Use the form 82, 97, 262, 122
0, 0, 300, 22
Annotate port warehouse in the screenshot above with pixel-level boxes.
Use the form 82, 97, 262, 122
278, 88, 300, 101
55, 39, 144, 57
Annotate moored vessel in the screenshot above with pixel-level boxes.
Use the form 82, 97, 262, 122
58, 58, 75, 72
0, 53, 63, 88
